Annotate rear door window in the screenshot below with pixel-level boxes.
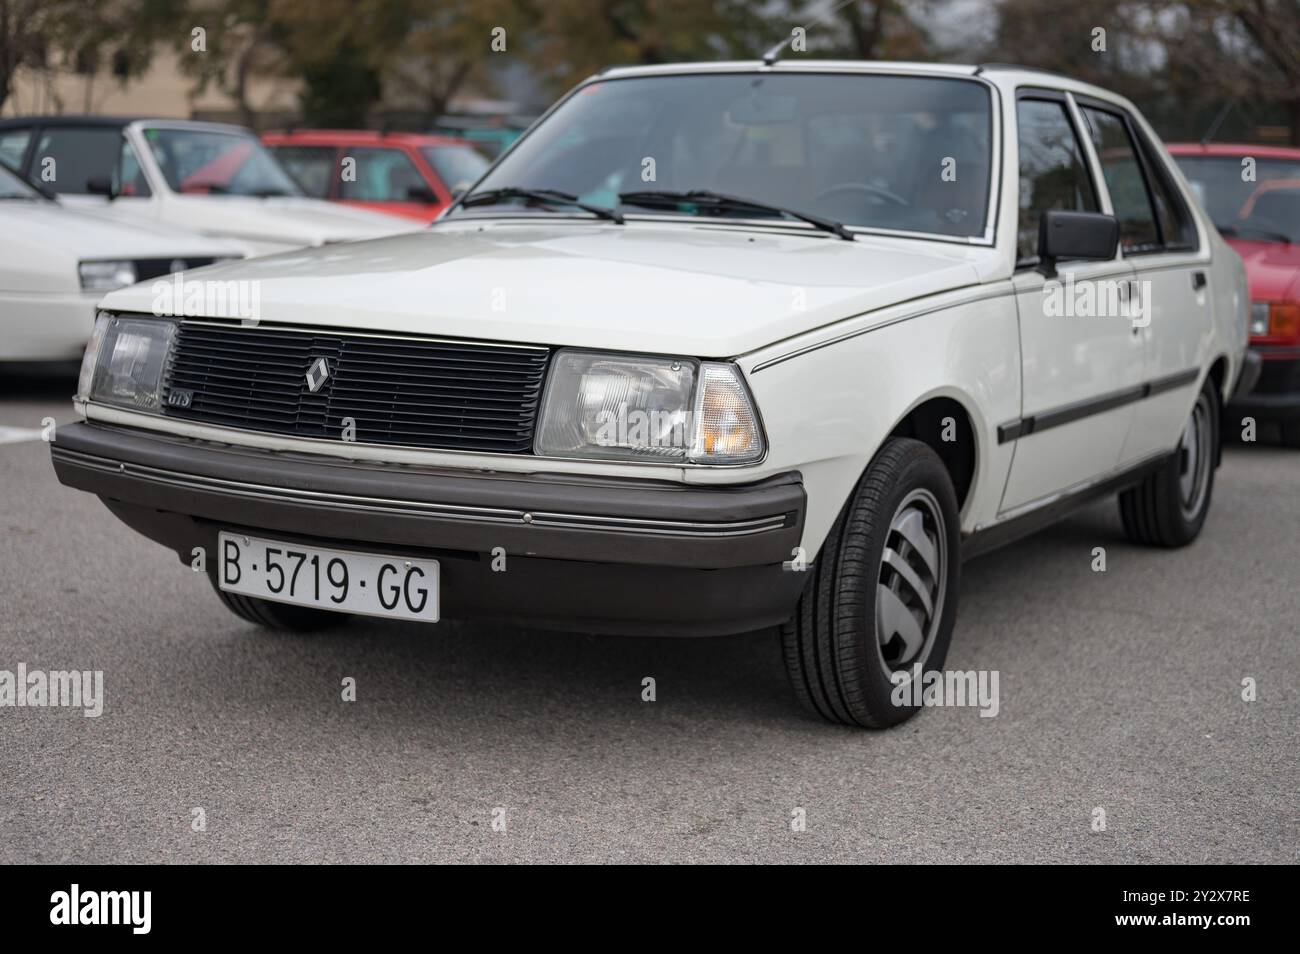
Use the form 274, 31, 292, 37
32, 127, 125, 194
340, 147, 428, 202
273, 145, 338, 198
1079, 107, 1160, 252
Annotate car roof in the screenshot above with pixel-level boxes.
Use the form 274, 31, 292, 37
1166, 141, 1300, 159
0, 115, 257, 136
262, 128, 471, 147
0, 114, 141, 129
598, 59, 981, 79
590, 60, 1136, 110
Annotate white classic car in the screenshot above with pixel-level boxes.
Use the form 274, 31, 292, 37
0, 162, 243, 362
51, 62, 1248, 727
0, 116, 419, 256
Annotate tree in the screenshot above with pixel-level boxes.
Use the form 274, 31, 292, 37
0, 0, 179, 113
0, 0, 45, 112
1156, 0, 1300, 146
269, 0, 412, 126
974, 0, 1300, 145
529, 0, 777, 95
803, 0, 937, 60
387, 0, 537, 124
178, 0, 280, 129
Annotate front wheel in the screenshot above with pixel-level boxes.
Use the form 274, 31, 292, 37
781, 438, 962, 728
1118, 378, 1219, 547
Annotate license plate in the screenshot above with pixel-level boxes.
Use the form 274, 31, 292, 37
217, 532, 439, 622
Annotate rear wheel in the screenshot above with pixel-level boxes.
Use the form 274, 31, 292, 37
1280, 420, 1300, 448
781, 438, 961, 728
211, 579, 350, 632
1119, 378, 1219, 547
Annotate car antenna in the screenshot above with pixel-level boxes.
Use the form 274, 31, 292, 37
1201, 99, 1237, 145
762, 0, 857, 65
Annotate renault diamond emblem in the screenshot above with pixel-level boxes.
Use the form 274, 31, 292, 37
305, 356, 331, 393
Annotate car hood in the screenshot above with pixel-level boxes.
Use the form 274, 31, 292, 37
1226, 237, 1300, 301
164, 195, 422, 246
100, 220, 988, 356
0, 200, 243, 259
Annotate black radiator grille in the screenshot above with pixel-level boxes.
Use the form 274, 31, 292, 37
161, 321, 550, 453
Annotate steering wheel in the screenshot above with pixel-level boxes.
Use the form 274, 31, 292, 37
814, 182, 909, 207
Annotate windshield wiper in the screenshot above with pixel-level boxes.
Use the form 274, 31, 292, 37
618, 189, 854, 240
1220, 224, 1293, 245
460, 187, 624, 223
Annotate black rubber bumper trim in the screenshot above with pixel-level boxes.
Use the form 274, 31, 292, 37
1230, 349, 1262, 399
997, 368, 1201, 444
50, 422, 805, 569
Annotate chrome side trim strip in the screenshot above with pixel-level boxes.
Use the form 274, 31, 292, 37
749, 285, 1016, 373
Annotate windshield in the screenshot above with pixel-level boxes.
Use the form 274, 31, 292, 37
143, 127, 303, 197
0, 162, 42, 199
422, 145, 489, 196
455, 72, 993, 239
1176, 155, 1300, 243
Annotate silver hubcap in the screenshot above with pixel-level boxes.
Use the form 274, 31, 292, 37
875, 488, 947, 672
1178, 393, 1212, 520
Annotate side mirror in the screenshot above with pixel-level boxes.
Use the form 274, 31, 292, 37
406, 185, 437, 203
1038, 209, 1119, 276
86, 175, 117, 199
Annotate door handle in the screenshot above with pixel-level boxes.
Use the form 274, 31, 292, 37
1192, 271, 1207, 291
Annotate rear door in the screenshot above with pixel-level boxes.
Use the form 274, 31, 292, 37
1001, 91, 1143, 513
1076, 100, 1207, 461
338, 146, 438, 220
271, 144, 340, 200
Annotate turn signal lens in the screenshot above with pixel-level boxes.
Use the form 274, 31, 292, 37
689, 363, 764, 464
1268, 302, 1300, 340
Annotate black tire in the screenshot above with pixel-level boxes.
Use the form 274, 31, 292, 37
781, 437, 961, 729
211, 580, 350, 632
1119, 378, 1219, 547
1280, 421, 1300, 449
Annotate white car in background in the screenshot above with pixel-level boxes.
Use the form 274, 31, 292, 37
0, 116, 419, 257
0, 162, 243, 363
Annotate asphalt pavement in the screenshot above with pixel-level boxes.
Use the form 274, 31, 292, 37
1, 367, 1296, 863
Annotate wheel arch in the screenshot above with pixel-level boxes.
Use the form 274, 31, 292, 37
884, 390, 982, 513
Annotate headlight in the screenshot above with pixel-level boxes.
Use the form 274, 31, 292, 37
534, 349, 764, 464
79, 314, 176, 412
1250, 301, 1270, 336
79, 260, 137, 292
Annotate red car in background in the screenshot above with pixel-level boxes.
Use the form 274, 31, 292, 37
262, 129, 489, 222
1170, 143, 1300, 445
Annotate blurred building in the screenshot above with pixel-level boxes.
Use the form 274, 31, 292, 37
1, 42, 532, 131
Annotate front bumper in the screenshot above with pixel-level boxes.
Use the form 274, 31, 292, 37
1227, 346, 1300, 421
51, 422, 808, 636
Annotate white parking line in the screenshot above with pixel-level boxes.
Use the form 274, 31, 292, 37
0, 426, 46, 445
